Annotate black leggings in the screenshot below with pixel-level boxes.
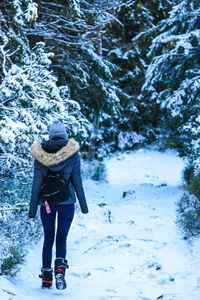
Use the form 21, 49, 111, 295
40, 204, 74, 268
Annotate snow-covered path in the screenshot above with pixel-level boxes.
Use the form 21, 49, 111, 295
1, 149, 200, 300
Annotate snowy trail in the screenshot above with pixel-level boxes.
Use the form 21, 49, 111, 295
1, 149, 200, 300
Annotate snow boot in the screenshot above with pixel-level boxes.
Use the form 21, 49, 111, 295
39, 267, 53, 289
54, 258, 69, 290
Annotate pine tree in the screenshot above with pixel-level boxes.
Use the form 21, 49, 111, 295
142, 0, 200, 161
0, 41, 87, 174
0, 1, 89, 275
105, 0, 172, 148
21, 0, 129, 157
0, 1, 88, 175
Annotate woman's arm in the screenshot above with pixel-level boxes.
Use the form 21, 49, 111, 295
71, 153, 89, 214
29, 160, 44, 217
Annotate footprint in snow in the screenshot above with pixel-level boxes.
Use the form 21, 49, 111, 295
146, 261, 162, 271
126, 219, 135, 225
93, 266, 115, 273
122, 190, 135, 198
139, 238, 155, 242
156, 293, 177, 299
157, 275, 175, 285
149, 216, 160, 220
70, 272, 91, 278
119, 243, 132, 248
104, 210, 116, 223
156, 183, 168, 187
139, 183, 154, 187
1, 289, 16, 297
98, 202, 107, 207
83, 234, 129, 254
106, 288, 117, 294
74, 236, 88, 244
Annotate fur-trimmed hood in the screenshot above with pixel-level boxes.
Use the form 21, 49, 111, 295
31, 138, 80, 167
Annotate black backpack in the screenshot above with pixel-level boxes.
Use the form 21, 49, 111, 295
40, 169, 70, 205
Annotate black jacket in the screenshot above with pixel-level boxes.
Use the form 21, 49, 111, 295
29, 138, 88, 217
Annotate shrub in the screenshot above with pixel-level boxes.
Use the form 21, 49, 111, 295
81, 158, 107, 182
182, 164, 195, 186
0, 176, 42, 276
176, 192, 200, 238
188, 174, 200, 200
0, 245, 25, 277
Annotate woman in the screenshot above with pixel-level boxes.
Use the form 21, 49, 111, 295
29, 120, 89, 290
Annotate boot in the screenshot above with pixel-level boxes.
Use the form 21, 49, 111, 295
54, 258, 69, 290
39, 267, 53, 289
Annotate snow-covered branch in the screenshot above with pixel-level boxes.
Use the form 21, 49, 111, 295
0, 35, 9, 76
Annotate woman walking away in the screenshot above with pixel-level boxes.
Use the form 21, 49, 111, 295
29, 120, 89, 290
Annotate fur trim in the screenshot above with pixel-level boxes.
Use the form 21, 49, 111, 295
31, 138, 80, 167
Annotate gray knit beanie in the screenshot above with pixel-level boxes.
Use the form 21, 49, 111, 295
49, 120, 67, 140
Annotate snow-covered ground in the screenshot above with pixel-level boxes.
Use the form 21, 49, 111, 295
1, 149, 200, 300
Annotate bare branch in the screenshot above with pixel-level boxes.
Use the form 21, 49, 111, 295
0, 104, 20, 113
6, 46, 21, 57
2, 95, 18, 105
26, 93, 43, 101
0, 203, 28, 212
0, 34, 9, 76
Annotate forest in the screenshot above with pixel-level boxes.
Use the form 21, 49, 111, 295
0, 0, 200, 281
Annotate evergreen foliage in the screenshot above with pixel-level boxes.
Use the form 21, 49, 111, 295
81, 158, 107, 182
0, 38, 87, 174
142, 0, 200, 159
0, 245, 25, 276
0, 0, 88, 276
0, 177, 42, 276
1, 0, 200, 273
22, 0, 131, 156
176, 192, 200, 238
106, 0, 172, 146
177, 164, 200, 237
136, 0, 200, 236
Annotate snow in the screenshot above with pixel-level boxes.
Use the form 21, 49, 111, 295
106, 149, 184, 187
13, 0, 38, 25
1, 149, 200, 299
